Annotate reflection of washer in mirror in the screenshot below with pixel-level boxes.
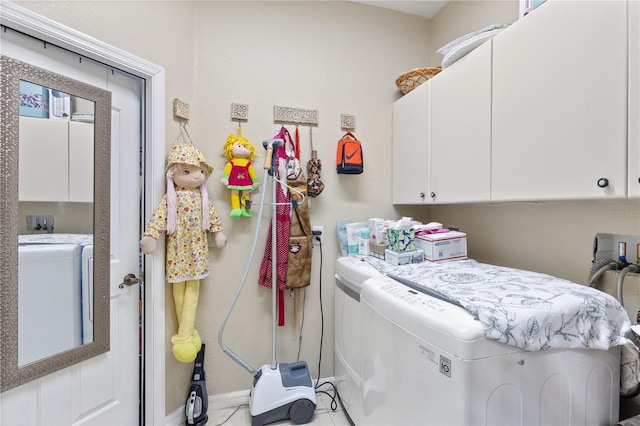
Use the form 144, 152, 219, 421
17, 234, 94, 365
18, 243, 82, 366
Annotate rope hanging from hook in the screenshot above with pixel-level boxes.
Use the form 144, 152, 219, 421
175, 122, 194, 145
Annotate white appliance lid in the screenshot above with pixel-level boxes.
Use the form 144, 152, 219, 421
335, 256, 382, 292
362, 276, 522, 359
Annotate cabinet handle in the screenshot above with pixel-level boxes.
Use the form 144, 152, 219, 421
419, 192, 425, 199
430, 192, 436, 198
597, 178, 609, 188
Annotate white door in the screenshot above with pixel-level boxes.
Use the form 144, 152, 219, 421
0, 26, 142, 425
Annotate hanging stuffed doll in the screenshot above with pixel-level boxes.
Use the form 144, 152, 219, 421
140, 142, 227, 363
220, 128, 259, 218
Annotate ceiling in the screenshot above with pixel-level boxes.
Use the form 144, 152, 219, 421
352, 1, 448, 18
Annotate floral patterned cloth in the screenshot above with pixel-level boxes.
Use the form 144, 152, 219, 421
144, 186, 222, 283
361, 257, 633, 351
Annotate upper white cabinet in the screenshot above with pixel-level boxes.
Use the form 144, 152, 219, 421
19, 116, 69, 201
68, 120, 94, 202
19, 116, 94, 202
392, 41, 492, 205
491, 0, 628, 201
393, 0, 636, 205
430, 41, 492, 204
392, 80, 430, 204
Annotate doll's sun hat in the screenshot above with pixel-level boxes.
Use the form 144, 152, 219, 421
165, 143, 214, 175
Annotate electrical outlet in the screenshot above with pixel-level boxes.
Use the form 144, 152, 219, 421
312, 225, 323, 246
26, 215, 54, 233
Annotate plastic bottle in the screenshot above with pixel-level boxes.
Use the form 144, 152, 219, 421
359, 230, 371, 256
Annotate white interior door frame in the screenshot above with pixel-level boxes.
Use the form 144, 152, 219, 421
0, 3, 167, 424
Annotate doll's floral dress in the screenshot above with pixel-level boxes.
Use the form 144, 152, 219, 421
144, 186, 223, 283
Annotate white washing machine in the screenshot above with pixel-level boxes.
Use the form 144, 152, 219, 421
18, 234, 94, 356
18, 243, 83, 366
360, 275, 620, 425
334, 256, 382, 425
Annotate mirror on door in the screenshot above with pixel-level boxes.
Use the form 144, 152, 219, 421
18, 81, 95, 367
0, 55, 112, 392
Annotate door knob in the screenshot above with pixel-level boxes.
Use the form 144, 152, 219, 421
119, 273, 139, 288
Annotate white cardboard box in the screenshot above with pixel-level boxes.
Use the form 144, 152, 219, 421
415, 231, 467, 262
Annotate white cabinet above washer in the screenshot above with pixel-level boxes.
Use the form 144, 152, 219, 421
19, 116, 94, 202
491, 0, 628, 201
430, 40, 491, 204
392, 80, 430, 205
392, 0, 635, 205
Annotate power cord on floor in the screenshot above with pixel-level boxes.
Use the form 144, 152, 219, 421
314, 238, 324, 387
296, 236, 352, 421
296, 286, 306, 362
213, 403, 248, 426
310, 240, 346, 415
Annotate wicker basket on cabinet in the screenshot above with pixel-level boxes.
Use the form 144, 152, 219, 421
395, 67, 442, 94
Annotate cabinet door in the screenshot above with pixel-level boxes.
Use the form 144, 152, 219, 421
68, 121, 94, 202
392, 80, 430, 204
430, 41, 492, 204
492, 0, 628, 201
18, 117, 69, 201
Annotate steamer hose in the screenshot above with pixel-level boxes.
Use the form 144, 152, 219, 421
217, 168, 270, 375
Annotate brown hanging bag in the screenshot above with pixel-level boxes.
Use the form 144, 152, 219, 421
286, 127, 313, 289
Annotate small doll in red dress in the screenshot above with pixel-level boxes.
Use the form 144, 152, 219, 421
221, 129, 259, 218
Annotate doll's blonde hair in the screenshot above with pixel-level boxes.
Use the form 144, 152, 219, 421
166, 163, 210, 235
222, 134, 256, 161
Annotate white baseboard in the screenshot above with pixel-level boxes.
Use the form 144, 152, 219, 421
165, 377, 336, 425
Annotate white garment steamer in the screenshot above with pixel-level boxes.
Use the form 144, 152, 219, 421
218, 138, 316, 426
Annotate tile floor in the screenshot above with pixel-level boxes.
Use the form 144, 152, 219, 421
207, 392, 352, 426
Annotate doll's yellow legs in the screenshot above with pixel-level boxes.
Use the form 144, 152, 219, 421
230, 190, 252, 218
171, 280, 202, 363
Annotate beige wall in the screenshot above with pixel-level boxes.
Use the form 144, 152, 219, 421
12, 0, 640, 417
13, 0, 432, 414
18, 202, 93, 234
428, 0, 519, 64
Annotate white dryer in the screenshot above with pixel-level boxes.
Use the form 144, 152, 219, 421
334, 256, 382, 425
360, 275, 620, 425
